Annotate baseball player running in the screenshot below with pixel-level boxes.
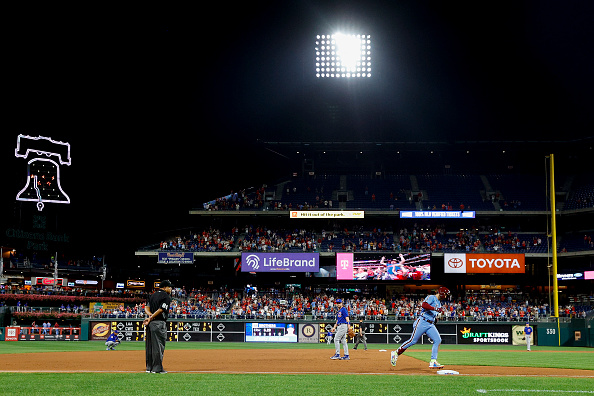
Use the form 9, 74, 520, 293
105, 330, 120, 350
391, 287, 450, 369
330, 299, 351, 360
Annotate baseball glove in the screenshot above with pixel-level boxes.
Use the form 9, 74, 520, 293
347, 326, 356, 338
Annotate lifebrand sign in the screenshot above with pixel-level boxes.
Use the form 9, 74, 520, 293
444, 253, 525, 274
241, 253, 319, 272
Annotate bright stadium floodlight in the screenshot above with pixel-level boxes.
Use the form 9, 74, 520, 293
315, 33, 371, 78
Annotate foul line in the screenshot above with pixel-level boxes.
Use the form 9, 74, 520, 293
477, 390, 594, 394
0, 370, 592, 378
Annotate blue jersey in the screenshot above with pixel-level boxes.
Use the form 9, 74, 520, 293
421, 294, 441, 321
336, 306, 349, 324
524, 326, 533, 336
107, 332, 119, 342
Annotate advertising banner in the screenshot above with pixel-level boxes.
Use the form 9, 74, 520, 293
33, 277, 66, 286
290, 210, 364, 219
512, 325, 534, 346
336, 253, 353, 280
158, 252, 194, 264
298, 323, 319, 343
241, 253, 319, 272
5, 327, 20, 341
457, 324, 512, 344
90, 322, 111, 340
127, 280, 145, 288
400, 211, 475, 219
444, 253, 525, 274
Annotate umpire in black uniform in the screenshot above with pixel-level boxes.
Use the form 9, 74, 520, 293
353, 319, 368, 350
143, 280, 173, 374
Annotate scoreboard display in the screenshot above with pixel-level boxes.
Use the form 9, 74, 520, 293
245, 323, 298, 342
94, 321, 244, 342
88, 320, 457, 344
318, 322, 389, 343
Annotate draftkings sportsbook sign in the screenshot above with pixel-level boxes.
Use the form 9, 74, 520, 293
444, 253, 525, 274
458, 325, 512, 344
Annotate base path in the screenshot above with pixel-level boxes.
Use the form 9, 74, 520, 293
1, 349, 592, 377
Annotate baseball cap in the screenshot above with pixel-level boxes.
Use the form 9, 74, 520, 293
335, 299, 342, 303
159, 280, 173, 288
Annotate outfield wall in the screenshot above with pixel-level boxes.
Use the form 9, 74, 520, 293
80, 318, 539, 346
4, 319, 589, 347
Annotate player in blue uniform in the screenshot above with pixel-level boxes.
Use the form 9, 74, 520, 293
391, 287, 450, 369
330, 299, 351, 360
105, 329, 120, 350
524, 322, 533, 351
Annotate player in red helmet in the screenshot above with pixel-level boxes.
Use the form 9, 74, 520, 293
438, 287, 451, 300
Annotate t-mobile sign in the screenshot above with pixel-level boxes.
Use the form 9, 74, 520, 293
241, 253, 319, 272
336, 253, 354, 280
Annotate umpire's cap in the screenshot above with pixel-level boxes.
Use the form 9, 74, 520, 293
159, 280, 173, 288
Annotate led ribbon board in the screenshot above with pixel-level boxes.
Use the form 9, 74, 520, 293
315, 33, 371, 78
15, 135, 71, 211
400, 211, 476, 218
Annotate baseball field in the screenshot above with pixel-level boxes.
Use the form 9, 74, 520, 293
1, 342, 592, 395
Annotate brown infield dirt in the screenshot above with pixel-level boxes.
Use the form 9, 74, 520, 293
1, 349, 593, 377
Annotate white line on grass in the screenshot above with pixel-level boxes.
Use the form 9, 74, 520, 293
477, 390, 594, 394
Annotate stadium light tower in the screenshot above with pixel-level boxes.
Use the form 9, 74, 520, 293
315, 33, 371, 78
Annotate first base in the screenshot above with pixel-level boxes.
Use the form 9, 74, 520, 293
436, 370, 459, 375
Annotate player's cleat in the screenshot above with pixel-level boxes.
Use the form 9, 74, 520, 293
330, 353, 341, 360
106, 347, 109, 350
390, 351, 398, 367
429, 360, 444, 369
151, 371, 167, 374
340, 355, 350, 360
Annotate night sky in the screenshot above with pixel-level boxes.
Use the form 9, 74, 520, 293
2, 1, 593, 261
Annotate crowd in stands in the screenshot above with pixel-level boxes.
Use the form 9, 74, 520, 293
7, 254, 104, 272
197, 173, 594, 213
153, 224, 555, 254
159, 228, 238, 252
237, 226, 319, 252
4, 287, 592, 322
203, 187, 267, 211
1, 285, 149, 299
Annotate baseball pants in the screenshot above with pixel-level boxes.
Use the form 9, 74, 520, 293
334, 324, 349, 356
526, 335, 531, 351
354, 334, 367, 350
105, 340, 120, 350
399, 317, 442, 360
146, 321, 167, 372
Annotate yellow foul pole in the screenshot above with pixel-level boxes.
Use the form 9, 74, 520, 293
550, 154, 559, 318
550, 154, 560, 346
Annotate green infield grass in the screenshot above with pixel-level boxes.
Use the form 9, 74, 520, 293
1, 342, 592, 395
0, 372, 592, 396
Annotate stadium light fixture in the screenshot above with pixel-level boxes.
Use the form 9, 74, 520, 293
315, 33, 371, 78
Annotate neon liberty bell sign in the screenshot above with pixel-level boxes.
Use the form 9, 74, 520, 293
15, 134, 71, 211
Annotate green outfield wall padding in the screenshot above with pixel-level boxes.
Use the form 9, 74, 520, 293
80, 320, 89, 341
536, 321, 590, 347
